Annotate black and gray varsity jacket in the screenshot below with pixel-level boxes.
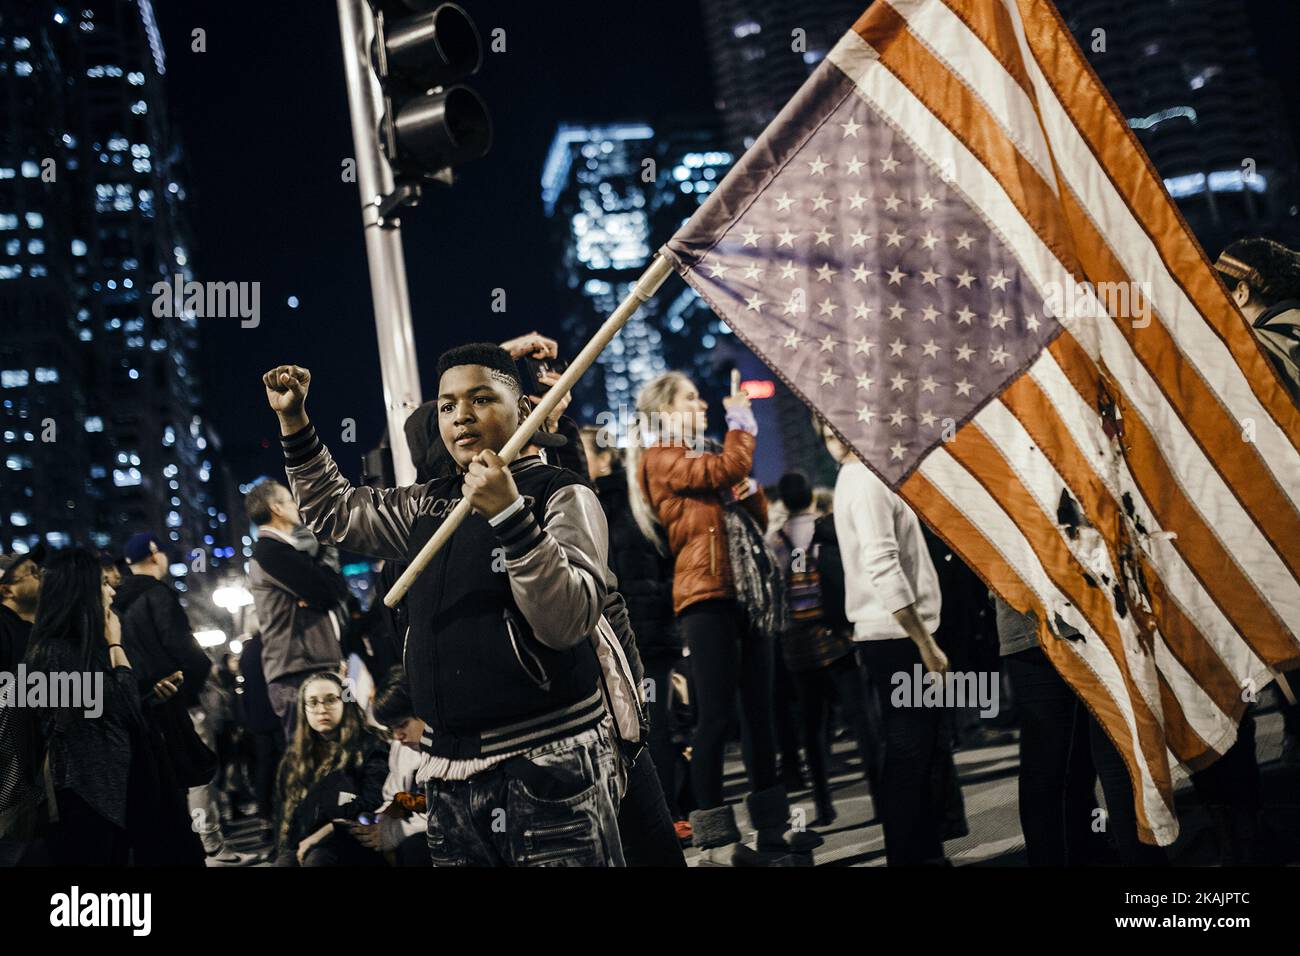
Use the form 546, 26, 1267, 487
282, 424, 611, 760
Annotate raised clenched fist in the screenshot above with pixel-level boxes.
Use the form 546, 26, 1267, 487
263, 365, 312, 429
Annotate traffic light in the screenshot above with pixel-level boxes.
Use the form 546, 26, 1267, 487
369, 1, 492, 186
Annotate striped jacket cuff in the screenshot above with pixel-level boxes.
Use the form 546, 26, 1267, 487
493, 500, 544, 559
282, 424, 321, 468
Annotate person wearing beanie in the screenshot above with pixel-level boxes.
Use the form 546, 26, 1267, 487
114, 532, 256, 866
0, 547, 44, 673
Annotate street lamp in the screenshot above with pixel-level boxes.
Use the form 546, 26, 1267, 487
213, 583, 254, 643
212, 585, 254, 614
194, 629, 228, 649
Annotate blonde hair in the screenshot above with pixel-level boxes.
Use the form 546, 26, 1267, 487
626, 371, 691, 553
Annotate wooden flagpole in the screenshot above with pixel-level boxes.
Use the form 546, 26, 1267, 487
384, 254, 675, 607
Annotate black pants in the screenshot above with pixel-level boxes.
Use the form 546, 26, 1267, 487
680, 599, 778, 810
617, 751, 687, 866
43, 790, 130, 866
275, 832, 384, 868
1189, 709, 1258, 812
250, 728, 285, 819
1004, 646, 1166, 865
792, 653, 879, 799
642, 653, 681, 819
859, 639, 952, 865
772, 651, 804, 782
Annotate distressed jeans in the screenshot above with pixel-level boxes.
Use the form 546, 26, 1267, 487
423, 723, 625, 866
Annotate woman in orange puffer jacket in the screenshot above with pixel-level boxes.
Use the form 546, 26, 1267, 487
629, 371, 821, 865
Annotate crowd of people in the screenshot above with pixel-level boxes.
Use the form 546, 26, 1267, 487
1, 238, 1298, 868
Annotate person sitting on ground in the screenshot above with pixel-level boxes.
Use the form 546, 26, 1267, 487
274, 670, 388, 867
356, 667, 431, 866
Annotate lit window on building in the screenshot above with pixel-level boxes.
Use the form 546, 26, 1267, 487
45, 532, 70, 548
24, 212, 42, 228
5, 240, 17, 256
9, 512, 28, 527
84, 416, 103, 432
27, 239, 44, 255
29, 265, 46, 277
6, 455, 32, 471
89, 465, 107, 479
34, 368, 58, 384
15, 62, 33, 77
0, 169, 13, 179
0, 215, 18, 230
128, 71, 145, 85
112, 468, 142, 487
1, 370, 29, 388
14, 37, 31, 51
70, 238, 87, 256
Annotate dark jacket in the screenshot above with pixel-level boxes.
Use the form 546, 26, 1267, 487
284, 425, 610, 760
810, 514, 850, 632
249, 533, 349, 684
26, 639, 143, 830
279, 734, 388, 853
1253, 299, 1300, 404
640, 430, 768, 614
111, 574, 211, 708
237, 633, 281, 737
593, 466, 678, 660
0, 604, 32, 674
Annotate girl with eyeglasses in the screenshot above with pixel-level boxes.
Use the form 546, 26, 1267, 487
273, 671, 388, 866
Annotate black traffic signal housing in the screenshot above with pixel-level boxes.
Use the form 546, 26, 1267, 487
368, 1, 492, 188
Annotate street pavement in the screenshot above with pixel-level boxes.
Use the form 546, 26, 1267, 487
686, 704, 1299, 866
217, 705, 1299, 867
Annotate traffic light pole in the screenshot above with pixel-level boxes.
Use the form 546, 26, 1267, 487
336, 0, 422, 486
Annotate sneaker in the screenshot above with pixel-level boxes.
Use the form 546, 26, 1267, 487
205, 845, 263, 867
673, 819, 693, 846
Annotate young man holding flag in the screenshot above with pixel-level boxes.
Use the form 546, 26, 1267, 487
263, 345, 628, 866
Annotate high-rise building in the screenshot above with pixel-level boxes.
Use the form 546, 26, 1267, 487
541, 119, 742, 432
0, 1, 234, 609
1053, 0, 1300, 252
697, 0, 862, 483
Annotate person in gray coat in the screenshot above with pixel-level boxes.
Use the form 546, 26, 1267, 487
246, 480, 351, 741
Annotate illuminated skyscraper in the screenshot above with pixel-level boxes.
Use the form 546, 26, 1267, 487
541, 120, 737, 428
0, 2, 234, 604
697, 0, 862, 482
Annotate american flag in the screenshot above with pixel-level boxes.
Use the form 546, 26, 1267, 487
660, 0, 1300, 845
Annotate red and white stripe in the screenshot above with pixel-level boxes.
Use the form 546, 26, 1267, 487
825, 0, 1300, 843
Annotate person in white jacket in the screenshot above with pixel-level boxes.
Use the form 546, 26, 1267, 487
353, 669, 431, 866
819, 419, 955, 866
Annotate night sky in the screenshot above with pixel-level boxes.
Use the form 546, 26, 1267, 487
154, 0, 1300, 489
155, 0, 715, 485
